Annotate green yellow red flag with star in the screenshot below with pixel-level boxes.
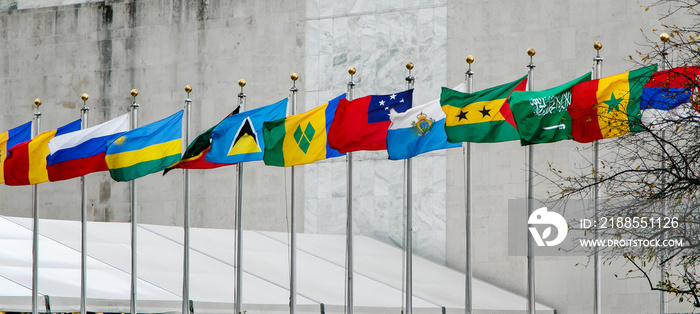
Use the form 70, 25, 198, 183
440, 75, 527, 143
568, 64, 657, 143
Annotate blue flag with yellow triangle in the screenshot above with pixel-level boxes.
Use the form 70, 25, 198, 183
206, 98, 287, 164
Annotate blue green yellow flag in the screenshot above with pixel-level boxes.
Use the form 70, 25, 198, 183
105, 110, 183, 181
262, 94, 345, 167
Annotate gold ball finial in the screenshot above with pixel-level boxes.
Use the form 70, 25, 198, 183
660, 33, 670, 42
466, 55, 474, 64
238, 79, 246, 87
348, 67, 356, 75
527, 48, 536, 57
594, 41, 603, 50
405, 62, 414, 70
34, 98, 42, 107
81, 93, 89, 101
130, 89, 139, 97
291, 73, 299, 81
184, 85, 192, 93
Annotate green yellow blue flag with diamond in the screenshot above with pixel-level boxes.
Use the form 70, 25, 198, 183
262, 94, 345, 167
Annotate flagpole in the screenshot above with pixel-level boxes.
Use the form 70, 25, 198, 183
31, 98, 42, 314
129, 89, 139, 314
592, 41, 603, 314
404, 61, 415, 314
464, 55, 474, 314
289, 73, 299, 314
235, 79, 246, 314
345, 67, 356, 314
80, 93, 90, 314
525, 48, 537, 314
659, 32, 670, 314
183, 85, 192, 314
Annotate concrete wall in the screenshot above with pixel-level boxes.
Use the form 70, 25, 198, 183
0, 0, 696, 313
445, 0, 692, 313
0, 0, 306, 231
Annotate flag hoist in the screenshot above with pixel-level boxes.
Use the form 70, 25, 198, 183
235, 79, 246, 314
31, 98, 41, 314
345, 67, 356, 314
592, 41, 603, 314
289, 72, 299, 314
183, 85, 193, 314
464, 55, 474, 314
659, 32, 669, 314
404, 61, 415, 314
80, 93, 89, 314
129, 89, 139, 314
525, 48, 536, 314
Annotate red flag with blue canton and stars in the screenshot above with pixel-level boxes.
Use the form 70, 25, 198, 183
328, 89, 413, 153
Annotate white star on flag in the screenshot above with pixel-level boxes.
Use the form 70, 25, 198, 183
390, 94, 397, 100
379, 100, 386, 106
399, 99, 404, 103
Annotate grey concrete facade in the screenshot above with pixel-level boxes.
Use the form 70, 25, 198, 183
0, 0, 695, 313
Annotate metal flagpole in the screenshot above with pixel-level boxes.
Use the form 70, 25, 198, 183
31, 98, 42, 314
404, 61, 415, 314
464, 55, 474, 314
129, 89, 140, 314
525, 48, 536, 314
345, 67, 356, 314
80, 93, 90, 314
235, 79, 246, 314
183, 85, 193, 314
659, 32, 670, 314
290, 73, 299, 314
592, 41, 603, 314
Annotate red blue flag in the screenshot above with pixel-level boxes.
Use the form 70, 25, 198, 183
328, 89, 413, 153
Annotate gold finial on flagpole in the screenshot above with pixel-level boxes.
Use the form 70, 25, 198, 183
527, 48, 536, 57
348, 67, 356, 75
130, 89, 138, 97
466, 55, 474, 64
184, 85, 192, 93
405, 62, 414, 70
34, 99, 42, 107
660, 33, 670, 42
238, 79, 246, 87
594, 41, 603, 50
291, 73, 299, 91
81, 93, 89, 101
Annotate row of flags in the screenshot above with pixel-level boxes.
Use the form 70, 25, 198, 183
0, 65, 697, 186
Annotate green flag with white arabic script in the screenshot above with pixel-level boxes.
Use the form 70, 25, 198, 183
507, 73, 591, 145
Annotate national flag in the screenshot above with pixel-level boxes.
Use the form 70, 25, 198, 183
263, 94, 345, 167
568, 65, 657, 143
164, 107, 240, 174
386, 98, 460, 160
206, 99, 287, 164
105, 110, 183, 182
328, 89, 413, 153
0, 121, 31, 184
640, 66, 700, 128
45, 114, 129, 182
508, 73, 591, 145
4, 119, 81, 185
440, 76, 527, 143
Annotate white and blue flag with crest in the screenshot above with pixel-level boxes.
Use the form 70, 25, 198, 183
386, 96, 460, 160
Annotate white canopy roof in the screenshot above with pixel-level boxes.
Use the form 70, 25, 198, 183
0, 215, 554, 313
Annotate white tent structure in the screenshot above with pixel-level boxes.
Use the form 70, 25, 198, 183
0, 215, 555, 313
